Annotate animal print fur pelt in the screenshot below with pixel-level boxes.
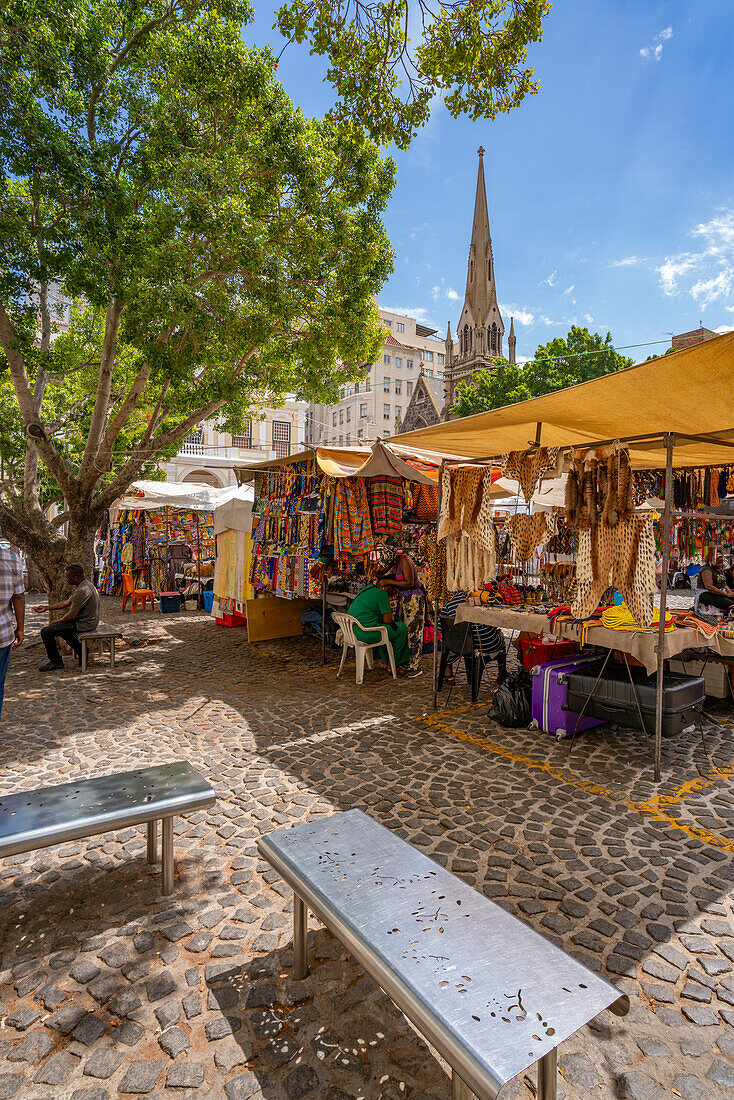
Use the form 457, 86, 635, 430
565, 442, 633, 528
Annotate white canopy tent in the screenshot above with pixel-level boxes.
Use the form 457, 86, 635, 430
110, 480, 252, 523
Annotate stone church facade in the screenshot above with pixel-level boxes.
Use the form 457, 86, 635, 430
398, 147, 516, 432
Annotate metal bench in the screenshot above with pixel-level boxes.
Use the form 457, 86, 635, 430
0, 761, 215, 895
258, 810, 629, 1100
77, 626, 123, 671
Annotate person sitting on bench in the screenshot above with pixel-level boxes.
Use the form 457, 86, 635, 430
697, 553, 734, 615
34, 564, 100, 671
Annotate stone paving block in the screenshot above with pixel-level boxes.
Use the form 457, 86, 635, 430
118, 1059, 164, 1093
166, 1062, 205, 1088
33, 1050, 81, 1085
83, 1049, 125, 1079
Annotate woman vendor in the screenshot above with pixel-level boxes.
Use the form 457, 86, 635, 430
348, 562, 411, 672
377, 542, 427, 677
441, 590, 507, 685
697, 552, 734, 614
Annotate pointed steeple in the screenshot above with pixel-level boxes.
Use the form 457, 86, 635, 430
508, 316, 516, 365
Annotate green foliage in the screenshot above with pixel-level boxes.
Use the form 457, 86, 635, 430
276, 0, 551, 148
451, 358, 531, 417
0, 1, 395, 573
450, 327, 634, 417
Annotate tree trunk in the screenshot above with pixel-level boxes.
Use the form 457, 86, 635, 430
26, 557, 45, 594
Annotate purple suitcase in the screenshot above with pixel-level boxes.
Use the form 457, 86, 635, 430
530, 655, 606, 740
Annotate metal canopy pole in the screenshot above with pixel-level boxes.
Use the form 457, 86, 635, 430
654, 432, 675, 782
432, 460, 444, 711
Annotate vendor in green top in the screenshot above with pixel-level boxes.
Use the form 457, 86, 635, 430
349, 562, 410, 673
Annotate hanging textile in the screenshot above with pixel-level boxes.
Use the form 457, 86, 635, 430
412, 482, 439, 522
445, 532, 496, 593
506, 513, 557, 563
502, 447, 561, 503
438, 466, 485, 541
367, 476, 404, 536
394, 588, 427, 672
572, 515, 657, 627
420, 530, 449, 604
333, 478, 375, 560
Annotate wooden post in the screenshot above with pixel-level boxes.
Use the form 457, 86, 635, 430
654, 433, 675, 782
432, 460, 444, 711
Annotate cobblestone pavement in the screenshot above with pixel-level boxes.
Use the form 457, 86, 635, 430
1, 596, 734, 1100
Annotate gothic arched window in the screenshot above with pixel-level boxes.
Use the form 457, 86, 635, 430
491, 322, 497, 352
487, 258, 491, 281
463, 324, 470, 354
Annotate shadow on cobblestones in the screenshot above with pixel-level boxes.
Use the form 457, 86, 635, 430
0, 599, 733, 1098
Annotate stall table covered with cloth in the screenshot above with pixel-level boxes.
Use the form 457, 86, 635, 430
385, 329, 734, 779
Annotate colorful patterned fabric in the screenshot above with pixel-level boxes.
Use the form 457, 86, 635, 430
394, 587, 426, 672
334, 479, 375, 560
367, 476, 404, 536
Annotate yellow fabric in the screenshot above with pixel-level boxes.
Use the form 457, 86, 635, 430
214, 529, 253, 604
601, 603, 675, 633
388, 329, 734, 468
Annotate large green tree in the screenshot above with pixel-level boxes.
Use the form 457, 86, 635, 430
450, 327, 634, 417
0, 2, 394, 593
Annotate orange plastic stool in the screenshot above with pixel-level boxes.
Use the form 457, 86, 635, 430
122, 573, 155, 613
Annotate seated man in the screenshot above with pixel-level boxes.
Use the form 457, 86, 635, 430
697, 553, 734, 614
348, 563, 411, 675
441, 590, 507, 685
34, 564, 100, 671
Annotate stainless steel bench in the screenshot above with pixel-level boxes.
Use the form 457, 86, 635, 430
77, 626, 123, 671
258, 810, 629, 1100
0, 761, 215, 895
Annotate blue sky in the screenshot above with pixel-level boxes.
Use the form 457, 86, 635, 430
246, 1, 734, 362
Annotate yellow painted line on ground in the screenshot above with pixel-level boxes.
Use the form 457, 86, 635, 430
421, 713, 734, 856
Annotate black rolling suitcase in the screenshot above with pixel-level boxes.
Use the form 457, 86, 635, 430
566, 663, 705, 737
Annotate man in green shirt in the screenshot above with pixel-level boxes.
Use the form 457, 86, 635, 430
349, 566, 410, 672
35, 564, 100, 671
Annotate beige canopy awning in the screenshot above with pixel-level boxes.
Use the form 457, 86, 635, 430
388, 330, 734, 469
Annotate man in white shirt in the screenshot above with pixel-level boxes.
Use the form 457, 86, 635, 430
0, 542, 25, 718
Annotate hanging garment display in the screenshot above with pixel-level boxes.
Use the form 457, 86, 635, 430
505, 512, 557, 562
420, 530, 449, 604
367, 476, 404, 536
445, 532, 496, 593
411, 482, 439, 522
501, 447, 562, 503
565, 442, 633, 528
333, 478, 375, 560
438, 466, 484, 541
572, 514, 657, 627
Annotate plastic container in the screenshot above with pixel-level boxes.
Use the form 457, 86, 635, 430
203, 590, 214, 613
215, 611, 247, 628
160, 591, 181, 613
516, 634, 578, 672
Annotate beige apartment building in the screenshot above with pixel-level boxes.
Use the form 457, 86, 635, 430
306, 309, 447, 446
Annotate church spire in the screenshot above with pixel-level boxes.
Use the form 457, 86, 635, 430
508, 316, 516, 365
464, 146, 500, 326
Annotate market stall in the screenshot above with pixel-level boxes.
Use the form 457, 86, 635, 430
212, 494, 254, 625
386, 329, 734, 779
100, 480, 252, 609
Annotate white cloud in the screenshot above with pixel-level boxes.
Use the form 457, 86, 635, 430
430, 279, 461, 304
656, 208, 734, 311
446, 287, 460, 302
640, 26, 672, 62
515, 355, 531, 366
714, 325, 734, 334
500, 304, 535, 326
610, 255, 644, 267
583, 313, 594, 323
381, 305, 435, 327
542, 270, 559, 287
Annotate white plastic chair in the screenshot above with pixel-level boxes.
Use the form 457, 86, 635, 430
332, 611, 398, 685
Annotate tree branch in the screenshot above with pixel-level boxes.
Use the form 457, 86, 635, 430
79, 297, 123, 489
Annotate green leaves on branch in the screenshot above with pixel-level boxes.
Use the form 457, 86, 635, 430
450, 327, 635, 417
276, 0, 551, 148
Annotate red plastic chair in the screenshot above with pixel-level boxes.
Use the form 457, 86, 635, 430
122, 573, 155, 613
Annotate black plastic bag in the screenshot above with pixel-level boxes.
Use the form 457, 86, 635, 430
488, 668, 533, 728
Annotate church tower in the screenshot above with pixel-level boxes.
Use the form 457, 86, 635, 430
444, 147, 508, 413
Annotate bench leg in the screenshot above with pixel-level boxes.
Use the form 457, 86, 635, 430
162, 816, 174, 894
452, 1071, 474, 1099
110, 638, 116, 669
537, 1047, 557, 1100
293, 893, 308, 979
81, 641, 87, 673
147, 819, 158, 863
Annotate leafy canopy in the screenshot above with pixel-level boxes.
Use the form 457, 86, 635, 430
450, 327, 635, 417
0, 1, 394, 577
277, 0, 552, 148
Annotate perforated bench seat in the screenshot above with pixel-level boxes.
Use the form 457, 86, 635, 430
258, 810, 629, 1100
0, 761, 215, 895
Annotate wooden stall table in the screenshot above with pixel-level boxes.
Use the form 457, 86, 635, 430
454, 604, 552, 636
